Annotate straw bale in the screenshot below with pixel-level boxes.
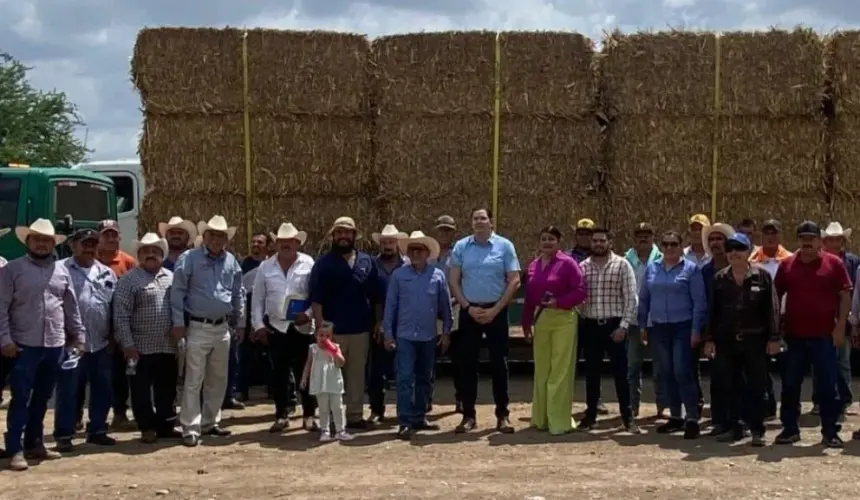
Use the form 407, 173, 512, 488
372, 32, 496, 114
826, 31, 860, 114
133, 28, 244, 114
140, 114, 246, 194
139, 192, 249, 255
499, 32, 595, 116
832, 194, 860, 247
375, 115, 492, 198
831, 116, 860, 193
253, 195, 380, 257
719, 29, 824, 115
251, 116, 371, 196
378, 194, 483, 251
607, 194, 710, 250
716, 194, 829, 235
607, 116, 711, 196
245, 30, 369, 115
717, 116, 826, 195
600, 31, 716, 115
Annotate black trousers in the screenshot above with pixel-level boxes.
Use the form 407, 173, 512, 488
456, 305, 509, 419
714, 337, 768, 434
0, 354, 13, 402
129, 353, 178, 434
111, 347, 130, 417
269, 325, 316, 419
580, 317, 633, 423
367, 338, 394, 416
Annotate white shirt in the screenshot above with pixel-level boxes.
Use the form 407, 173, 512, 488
683, 246, 711, 268
251, 252, 315, 334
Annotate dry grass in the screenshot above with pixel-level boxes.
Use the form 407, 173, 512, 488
378, 196, 485, 243
832, 115, 860, 193
833, 194, 860, 243
372, 32, 496, 114
608, 194, 710, 249
826, 31, 860, 114
139, 192, 248, 253
500, 32, 595, 116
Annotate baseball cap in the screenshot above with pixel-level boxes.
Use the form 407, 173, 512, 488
633, 222, 654, 235
434, 215, 456, 230
98, 219, 119, 233
69, 228, 99, 243
726, 232, 752, 251
762, 219, 782, 232
796, 221, 820, 237
689, 214, 711, 227
575, 218, 595, 231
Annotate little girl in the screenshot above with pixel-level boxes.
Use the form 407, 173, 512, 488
301, 321, 353, 442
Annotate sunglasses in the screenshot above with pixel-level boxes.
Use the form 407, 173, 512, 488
660, 241, 680, 248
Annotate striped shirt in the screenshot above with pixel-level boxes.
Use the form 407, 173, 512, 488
578, 253, 638, 328
113, 266, 176, 355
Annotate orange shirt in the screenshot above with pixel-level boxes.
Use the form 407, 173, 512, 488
99, 250, 137, 277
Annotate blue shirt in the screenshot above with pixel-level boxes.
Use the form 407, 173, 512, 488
383, 264, 453, 342
566, 247, 590, 263
170, 247, 245, 328
841, 251, 860, 287
638, 258, 707, 333
309, 250, 381, 335
62, 258, 116, 353
375, 255, 406, 307
450, 233, 520, 304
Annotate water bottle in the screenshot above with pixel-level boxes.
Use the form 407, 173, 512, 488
61, 347, 81, 371
126, 358, 137, 376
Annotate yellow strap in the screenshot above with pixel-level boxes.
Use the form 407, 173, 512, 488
710, 33, 722, 223
241, 30, 253, 249
491, 32, 502, 222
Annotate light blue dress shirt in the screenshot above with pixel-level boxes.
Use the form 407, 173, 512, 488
62, 258, 116, 353
638, 258, 708, 334
170, 246, 245, 328
449, 233, 520, 304
383, 264, 453, 342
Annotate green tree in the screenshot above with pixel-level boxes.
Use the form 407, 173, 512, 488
0, 51, 89, 166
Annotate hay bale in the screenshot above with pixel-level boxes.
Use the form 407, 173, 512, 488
600, 31, 717, 115
717, 117, 826, 195
720, 29, 824, 115
607, 194, 710, 250
832, 116, 860, 194
832, 194, 860, 247
378, 196, 480, 245
132, 28, 244, 114
140, 114, 246, 194
251, 116, 371, 196
500, 32, 595, 116
717, 194, 829, 234
826, 31, 860, 115
245, 30, 369, 115
372, 32, 496, 114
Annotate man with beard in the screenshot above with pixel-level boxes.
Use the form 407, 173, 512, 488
431, 215, 459, 412
449, 207, 521, 434
54, 229, 118, 452
367, 224, 407, 423
252, 223, 318, 433
159, 217, 197, 271
0, 219, 86, 470
775, 221, 850, 448
114, 233, 181, 444
172, 216, 245, 447
310, 216, 382, 430
238, 231, 274, 403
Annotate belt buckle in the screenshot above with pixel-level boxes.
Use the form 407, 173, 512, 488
597, 318, 608, 326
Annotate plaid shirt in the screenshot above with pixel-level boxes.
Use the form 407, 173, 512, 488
579, 253, 638, 328
113, 266, 176, 355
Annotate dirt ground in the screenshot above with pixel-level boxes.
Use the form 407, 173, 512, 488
2, 376, 860, 500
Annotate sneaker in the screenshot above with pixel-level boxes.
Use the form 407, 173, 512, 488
24, 443, 61, 460
369, 413, 386, 425
577, 417, 596, 431
454, 417, 477, 434
8, 451, 28, 471
750, 433, 766, 447
496, 417, 515, 434
625, 421, 643, 435
222, 398, 245, 410
596, 401, 609, 416
269, 418, 289, 433
335, 431, 354, 441
86, 434, 117, 446
182, 434, 200, 447
683, 421, 700, 440
303, 417, 320, 431
55, 438, 74, 452
396, 426, 412, 440
319, 432, 333, 443
821, 434, 844, 448
774, 430, 800, 445
656, 419, 684, 434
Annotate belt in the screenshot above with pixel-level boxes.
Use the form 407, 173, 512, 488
469, 302, 497, 308
582, 316, 621, 326
189, 315, 226, 326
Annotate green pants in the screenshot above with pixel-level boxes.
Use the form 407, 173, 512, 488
531, 308, 577, 434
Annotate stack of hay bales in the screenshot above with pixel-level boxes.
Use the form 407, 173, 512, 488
371, 32, 496, 235
497, 32, 601, 261
828, 31, 860, 231
133, 28, 375, 255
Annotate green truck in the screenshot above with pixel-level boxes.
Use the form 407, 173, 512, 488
0, 164, 118, 260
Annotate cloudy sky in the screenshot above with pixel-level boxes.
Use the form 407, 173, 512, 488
1, 0, 854, 161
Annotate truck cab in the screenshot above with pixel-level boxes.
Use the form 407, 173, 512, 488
72, 159, 143, 254
0, 165, 118, 260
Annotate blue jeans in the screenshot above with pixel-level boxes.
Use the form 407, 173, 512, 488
4, 346, 64, 455
811, 341, 853, 408
627, 328, 667, 413
780, 337, 840, 437
650, 321, 700, 421
395, 338, 436, 427
54, 348, 113, 439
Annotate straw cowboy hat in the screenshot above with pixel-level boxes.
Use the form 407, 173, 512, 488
372, 224, 407, 244
270, 223, 307, 245
702, 222, 735, 255
327, 216, 362, 239
158, 216, 198, 240
822, 222, 852, 240
197, 215, 236, 240
398, 231, 440, 261
133, 232, 168, 256
0, 227, 9, 238
15, 218, 67, 246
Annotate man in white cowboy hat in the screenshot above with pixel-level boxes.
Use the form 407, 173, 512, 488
113, 233, 181, 444
310, 216, 382, 430
0, 219, 86, 471
158, 216, 198, 271
171, 215, 245, 447
684, 214, 712, 268
251, 223, 319, 433
383, 231, 452, 439
367, 224, 408, 423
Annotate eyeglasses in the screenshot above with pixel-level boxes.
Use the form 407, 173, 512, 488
661, 241, 680, 248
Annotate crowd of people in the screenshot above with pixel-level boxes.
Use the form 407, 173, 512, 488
0, 207, 858, 473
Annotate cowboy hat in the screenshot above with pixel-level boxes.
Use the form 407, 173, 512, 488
270, 223, 307, 245
158, 216, 198, 240
0, 227, 9, 238
197, 215, 236, 240
15, 218, 67, 246
690, 214, 711, 227
132, 233, 168, 256
372, 224, 407, 244
702, 222, 735, 255
822, 222, 852, 239
434, 215, 457, 230
398, 231, 440, 261
327, 216, 362, 239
